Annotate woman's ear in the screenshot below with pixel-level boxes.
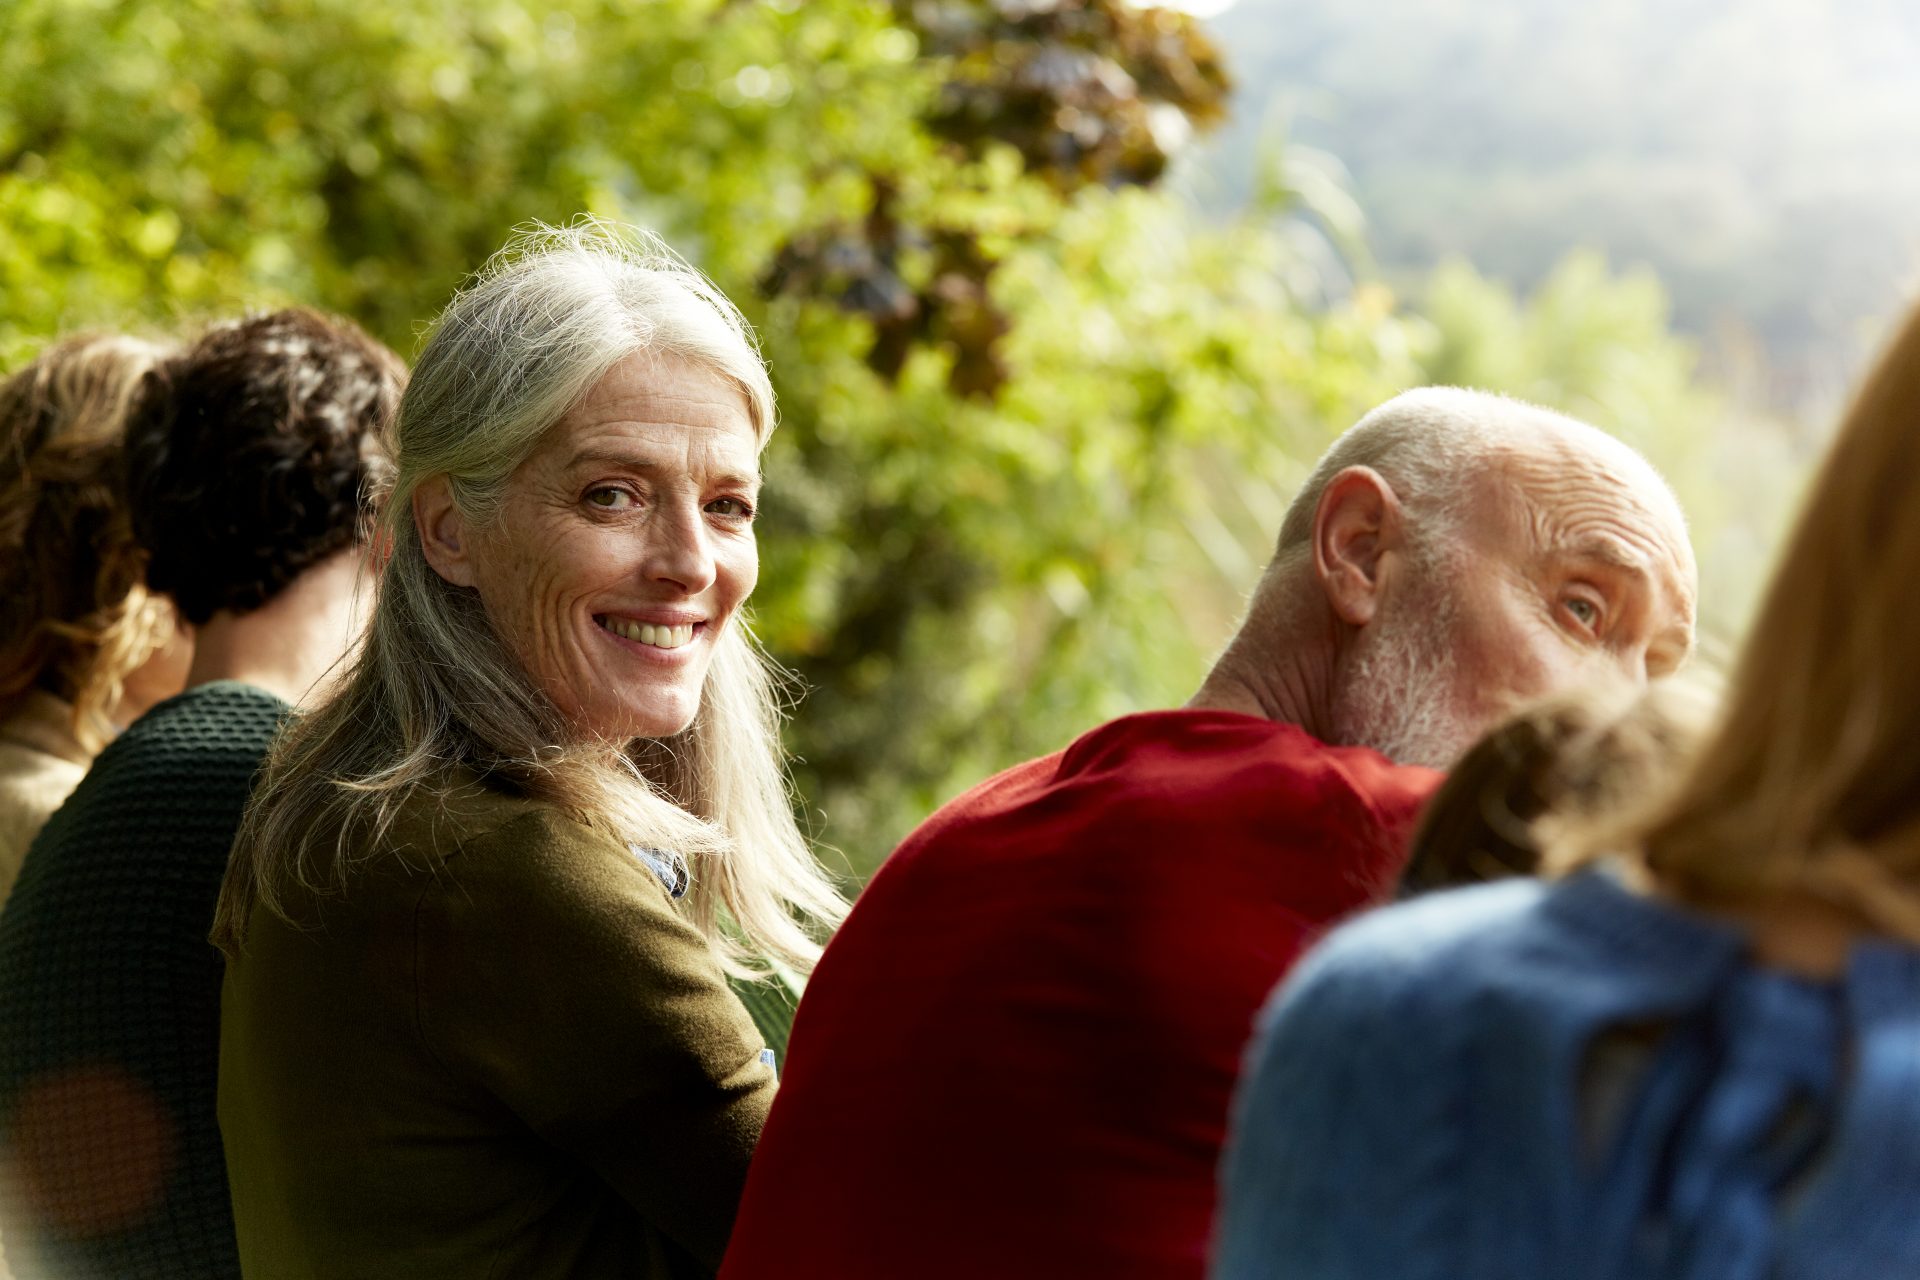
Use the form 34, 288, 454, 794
1312, 465, 1406, 627
413, 476, 479, 588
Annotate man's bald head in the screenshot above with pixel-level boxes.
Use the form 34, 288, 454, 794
1219, 386, 1699, 768
1276, 387, 1686, 559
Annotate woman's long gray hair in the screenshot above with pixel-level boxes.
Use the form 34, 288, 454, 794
212, 219, 848, 974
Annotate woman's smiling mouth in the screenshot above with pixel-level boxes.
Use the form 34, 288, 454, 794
595, 615, 699, 650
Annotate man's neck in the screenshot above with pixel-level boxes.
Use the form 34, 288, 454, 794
183, 551, 368, 710
1185, 582, 1340, 739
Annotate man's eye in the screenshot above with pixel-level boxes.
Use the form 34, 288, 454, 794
587, 488, 632, 510
706, 496, 755, 519
1565, 597, 1602, 629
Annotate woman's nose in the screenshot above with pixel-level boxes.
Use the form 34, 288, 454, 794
642, 498, 716, 594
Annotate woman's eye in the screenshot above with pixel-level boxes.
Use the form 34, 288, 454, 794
586, 487, 633, 510
706, 496, 755, 519
1564, 597, 1602, 629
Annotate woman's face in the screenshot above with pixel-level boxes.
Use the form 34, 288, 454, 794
454, 352, 761, 742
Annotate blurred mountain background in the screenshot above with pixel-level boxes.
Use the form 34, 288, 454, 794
1184, 0, 1920, 420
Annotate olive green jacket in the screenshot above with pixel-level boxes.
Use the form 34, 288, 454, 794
218, 778, 776, 1279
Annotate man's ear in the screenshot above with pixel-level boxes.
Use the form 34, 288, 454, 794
413, 475, 479, 588
1312, 465, 1406, 627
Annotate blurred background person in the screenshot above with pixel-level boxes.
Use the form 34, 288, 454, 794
0, 308, 402, 1280
720, 388, 1697, 1280
1214, 299, 1920, 1280
213, 222, 846, 1279
0, 334, 188, 905
1397, 677, 1713, 896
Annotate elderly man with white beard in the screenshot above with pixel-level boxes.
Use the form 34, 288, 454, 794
718, 387, 1698, 1280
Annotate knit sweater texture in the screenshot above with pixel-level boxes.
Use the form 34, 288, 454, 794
0, 681, 286, 1280
1213, 870, 1920, 1280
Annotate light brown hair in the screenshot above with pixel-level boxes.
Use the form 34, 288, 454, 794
1574, 302, 1920, 939
0, 334, 176, 752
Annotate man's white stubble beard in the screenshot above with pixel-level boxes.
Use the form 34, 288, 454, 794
1330, 573, 1478, 770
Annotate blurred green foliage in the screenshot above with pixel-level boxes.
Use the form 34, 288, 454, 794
0, 0, 1740, 876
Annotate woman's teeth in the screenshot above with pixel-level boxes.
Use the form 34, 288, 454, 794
597, 617, 695, 649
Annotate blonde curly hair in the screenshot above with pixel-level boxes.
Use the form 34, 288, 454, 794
1, 333, 178, 753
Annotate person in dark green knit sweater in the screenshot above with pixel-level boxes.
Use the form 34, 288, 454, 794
210, 222, 847, 1280
0, 308, 406, 1279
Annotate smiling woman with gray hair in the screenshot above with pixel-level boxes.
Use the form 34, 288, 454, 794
213, 221, 847, 1280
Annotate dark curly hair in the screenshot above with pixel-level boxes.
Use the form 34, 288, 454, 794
1, 333, 177, 750
123, 309, 406, 626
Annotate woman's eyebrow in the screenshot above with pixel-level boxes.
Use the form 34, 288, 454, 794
564, 446, 761, 490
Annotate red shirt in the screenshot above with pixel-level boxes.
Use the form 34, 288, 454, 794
720, 710, 1440, 1279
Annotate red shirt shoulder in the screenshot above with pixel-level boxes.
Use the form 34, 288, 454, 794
721, 711, 1440, 1280
877, 709, 1437, 903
